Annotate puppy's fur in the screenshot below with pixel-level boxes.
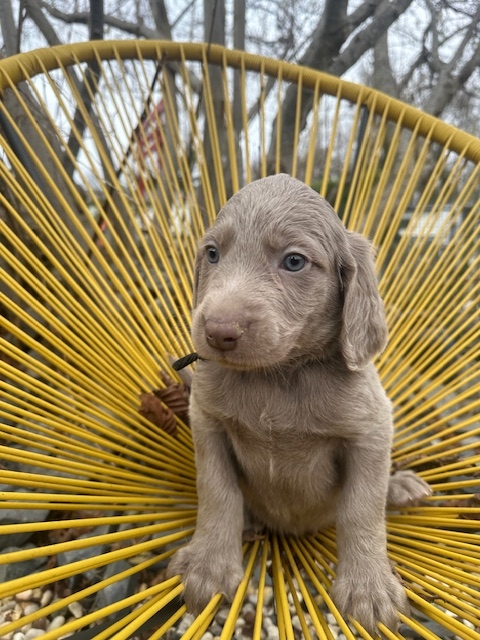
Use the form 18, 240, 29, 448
168, 174, 431, 635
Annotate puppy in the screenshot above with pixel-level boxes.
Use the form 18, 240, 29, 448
168, 174, 431, 635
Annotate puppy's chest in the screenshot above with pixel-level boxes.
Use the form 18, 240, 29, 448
195, 368, 345, 490
225, 401, 344, 494
198, 368, 339, 439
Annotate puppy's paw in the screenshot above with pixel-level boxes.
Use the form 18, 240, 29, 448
388, 470, 432, 507
331, 563, 410, 636
167, 542, 244, 615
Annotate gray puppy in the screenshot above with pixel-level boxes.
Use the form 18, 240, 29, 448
168, 174, 431, 635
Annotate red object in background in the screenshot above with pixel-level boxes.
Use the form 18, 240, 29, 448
134, 99, 165, 196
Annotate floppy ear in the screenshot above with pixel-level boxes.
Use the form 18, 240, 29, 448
339, 231, 388, 371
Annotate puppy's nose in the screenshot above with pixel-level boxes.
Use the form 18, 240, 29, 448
205, 319, 244, 351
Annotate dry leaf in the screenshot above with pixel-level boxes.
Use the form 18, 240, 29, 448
139, 392, 177, 436
154, 372, 190, 423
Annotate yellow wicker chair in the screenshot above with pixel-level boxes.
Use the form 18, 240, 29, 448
0, 41, 479, 640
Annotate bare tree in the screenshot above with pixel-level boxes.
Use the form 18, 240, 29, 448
413, 1, 480, 118
232, 0, 246, 185
202, 0, 229, 207
1, 0, 479, 185
266, 0, 418, 172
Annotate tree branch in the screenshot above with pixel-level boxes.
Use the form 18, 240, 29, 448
424, 37, 480, 116
329, 0, 415, 77
445, 4, 480, 72
424, 0, 442, 72
0, 0, 18, 56
24, 0, 62, 46
346, 0, 382, 38
148, 0, 173, 39
298, 0, 349, 70
38, 1, 163, 39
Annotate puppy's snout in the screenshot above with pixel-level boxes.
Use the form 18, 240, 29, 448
205, 318, 245, 352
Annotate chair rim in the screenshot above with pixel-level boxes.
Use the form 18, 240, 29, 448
0, 39, 479, 164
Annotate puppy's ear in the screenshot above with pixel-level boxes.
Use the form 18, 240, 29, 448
339, 231, 388, 371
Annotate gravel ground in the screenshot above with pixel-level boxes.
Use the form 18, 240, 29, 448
2, 580, 477, 640
0, 533, 477, 640
0, 584, 345, 640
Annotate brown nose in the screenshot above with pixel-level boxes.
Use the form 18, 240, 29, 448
205, 319, 244, 351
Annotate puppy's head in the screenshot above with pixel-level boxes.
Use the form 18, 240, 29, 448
192, 174, 387, 371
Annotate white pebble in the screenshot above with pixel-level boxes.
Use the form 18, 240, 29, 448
0, 600, 16, 614
209, 622, 222, 636
291, 615, 302, 631
176, 613, 195, 635
201, 633, 214, 640
39, 592, 53, 608
13, 633, 26, 640
1, 605, 22, 624
266, 627, 279, 640
263, 617, 280, 639
215, 608, 230, 625
46, 616, 65, 632
326, 613, 337, 626
263, 586, 274, 606
25, 631, 46, 640
31, 591, 42, 603
15, 591, 33, 602
67, 602, 83, 619
22, 604, 39, 617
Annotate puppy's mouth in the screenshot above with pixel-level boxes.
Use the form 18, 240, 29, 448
172, 351, 257, 371
173, 343, 288, 372
195, 339, 286, 371
185, 312, 296, 370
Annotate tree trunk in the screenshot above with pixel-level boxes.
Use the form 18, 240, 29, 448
0, 0, 18, 55
202, 0, 229, 212
266, 0, 415, 174
233, 0, 246, 186
266, 0, 349, 173
63, 0, 104, 178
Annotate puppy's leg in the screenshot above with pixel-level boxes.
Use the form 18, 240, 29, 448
167, 402, 244, 614
331, 440, 410, 636
388, 470, 432, 507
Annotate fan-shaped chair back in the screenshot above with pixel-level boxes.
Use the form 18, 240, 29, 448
0, 41, 479, 640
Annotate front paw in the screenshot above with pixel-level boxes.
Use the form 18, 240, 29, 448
331, 563, 410, 635
167, 541, 244, 615
388, 470, 432, 507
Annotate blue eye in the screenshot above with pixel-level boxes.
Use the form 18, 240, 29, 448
282, 253, 306, 272
206, 246, 219, 264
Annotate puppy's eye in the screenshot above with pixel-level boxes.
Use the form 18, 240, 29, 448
206, 246, 220, 264
282, 253, 306, 272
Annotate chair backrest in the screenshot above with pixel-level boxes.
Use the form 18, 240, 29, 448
0, 40, 479, 640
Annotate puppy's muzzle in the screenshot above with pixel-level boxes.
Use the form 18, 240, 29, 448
205, 318, 246, 352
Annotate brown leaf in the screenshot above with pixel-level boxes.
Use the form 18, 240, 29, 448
456, 494, 480, 520
391, 452, 460, 473
152, 372, 190, 423
139, 392, 177, 436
